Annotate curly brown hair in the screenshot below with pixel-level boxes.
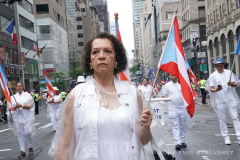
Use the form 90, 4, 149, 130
82, 32, 128, 75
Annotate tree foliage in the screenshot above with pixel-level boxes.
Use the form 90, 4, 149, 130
129, 64, 138, 75
69, 58, 84, 78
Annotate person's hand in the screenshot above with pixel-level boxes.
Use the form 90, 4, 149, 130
227, 82, 234, 86
15, 103, 22, 108
153, 96, 156, 98
140, 108, 152, 128
215, 87, 222, 92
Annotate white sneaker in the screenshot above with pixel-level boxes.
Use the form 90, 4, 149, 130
224, 139, 231, 145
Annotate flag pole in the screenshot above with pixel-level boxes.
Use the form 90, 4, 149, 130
7, 82, 17, 104
146, 8, 178, 109
25, 39, 38, 56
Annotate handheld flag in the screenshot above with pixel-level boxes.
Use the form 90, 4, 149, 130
115, 13, 131, 83
186, 58, 198, 85
0, 64, 12, 110
39, 44, 47, 54
157, 13, 195, 117
6, 19, 18, 45
236, 35, 240, 56
42, 65, 55, 98
149, 68, 153, 77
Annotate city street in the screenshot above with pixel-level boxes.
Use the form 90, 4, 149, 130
0, 98, 239, 160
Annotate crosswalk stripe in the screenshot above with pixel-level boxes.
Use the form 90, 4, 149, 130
0, 128, 9, 133
202, 156, 211, 160
38, 123, 52, 129
0, 149, 11, 152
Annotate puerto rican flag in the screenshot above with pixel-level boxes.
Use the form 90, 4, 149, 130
158, 13, 195, 117
43, 65, 55, 98
115, 18, 131, 83
0, 64, 12, 111
6, 19, 18, 45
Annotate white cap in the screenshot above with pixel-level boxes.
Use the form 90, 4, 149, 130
77, 76, 86, 83
53, 87, 59, 91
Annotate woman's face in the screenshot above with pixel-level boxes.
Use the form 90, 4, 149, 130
16, 83, 24, 93
90, 38, 116, 75
143, 79, 148, 86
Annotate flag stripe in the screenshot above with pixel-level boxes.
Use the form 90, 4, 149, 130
43, 66, 55, 98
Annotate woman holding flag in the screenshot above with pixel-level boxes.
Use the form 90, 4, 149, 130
47, 86, 63, 132
48, 32, 168, 160
8, 82, 35, 159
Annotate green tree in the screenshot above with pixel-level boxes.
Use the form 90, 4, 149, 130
129, 64, 138, 75
37, 72, 66, 91
69, 58, 84, 78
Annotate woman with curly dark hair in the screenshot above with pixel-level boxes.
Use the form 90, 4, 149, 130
49, 32, 165, 160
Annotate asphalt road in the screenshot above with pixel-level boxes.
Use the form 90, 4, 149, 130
0, 97, 239, 160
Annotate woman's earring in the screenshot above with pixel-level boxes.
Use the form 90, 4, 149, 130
115, 62, 117, 69
90, 63, 92, 70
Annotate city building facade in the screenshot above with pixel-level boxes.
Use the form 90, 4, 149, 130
33, 0, 70, 77
206, 0, 240, 77
14, 0, 38, 91
0, 3, 20, 94
132, 0, 145, 49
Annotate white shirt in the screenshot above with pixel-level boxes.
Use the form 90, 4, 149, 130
47, 94, 63, 110
209, 69, 236, 104
9, 92, 34, 123
162, 81, 185, 110
138, 84, 156, 99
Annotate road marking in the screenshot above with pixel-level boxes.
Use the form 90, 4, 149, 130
35, 123, 40, 126
202, 156, 211, 160
215, 134, 236, 136
0, 128, 9, 133
194, 131, 201, 132
38, 123, 52, 129
166, 144, 175, 146
0, 149, 11, 152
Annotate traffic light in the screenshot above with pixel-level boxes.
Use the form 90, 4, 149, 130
83, 73, 85, 76
138, 64, 141, 70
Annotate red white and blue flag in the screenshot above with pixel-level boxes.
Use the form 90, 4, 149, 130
158, 13, 195, 117
115, 18, 131, 83
0, 64, 12, 110
43, 65, 55, 98
186, 58, 198, 85
6, 19, 18, 45
236, 35, 240, 56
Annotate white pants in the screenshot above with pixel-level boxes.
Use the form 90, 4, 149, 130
15, 121, 33, 152
168, 108, 187, 145
50, 108, 60, 130
217, 100, 240, 141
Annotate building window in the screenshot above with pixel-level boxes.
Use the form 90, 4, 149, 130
166, 11, 173, 19
199, 25, 206, 38
36, 4, 49, 14
19, 0, 33, 13
19, 15, 34, 32
221, 34, 226, 55
81, 8, 85, 12
57, 14, 60, 22
21, 36, 35, 50
78, 33, 83, 38
77, 25, 82, 30
228, 30, 234, 53
76, 17, 82, 21
209, 40, 213, 57
198, 7, 206, 18
214, 37, 219, 57
39, 25, 50, 34
78, 42, 84, 46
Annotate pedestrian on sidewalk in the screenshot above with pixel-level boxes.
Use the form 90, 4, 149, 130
206, 58, 240, 145
48, 32, 167, 160
199, 76, 207, 104
7, 82, 35, 159
47, 87, 63, 132
162, 75, 187, 150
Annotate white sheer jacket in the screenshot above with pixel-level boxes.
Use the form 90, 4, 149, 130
48, 76, 165, 160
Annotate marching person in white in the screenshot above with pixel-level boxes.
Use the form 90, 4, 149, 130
138, 78, 156, 99
47, 87, 63, 132
206, 58, 240, 145
162, 75, 187, 150
8, 82, 35, 159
